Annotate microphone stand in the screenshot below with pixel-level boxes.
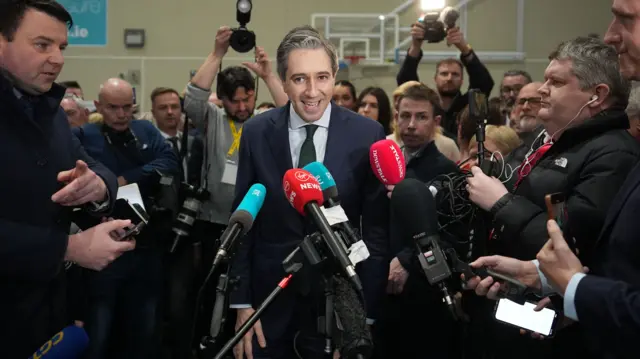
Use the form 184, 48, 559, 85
194, 228, 240, 359
198, 263, 233, 359
475, 116, 486, 167
211, 233, 324, 359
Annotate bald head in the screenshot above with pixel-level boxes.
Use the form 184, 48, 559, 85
61, 97, 88, 128
96, 78, 135, 132
515, 81, 544, 133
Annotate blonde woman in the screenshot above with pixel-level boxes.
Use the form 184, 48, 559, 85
466, 125, 522, 168
386, 81, 460, 162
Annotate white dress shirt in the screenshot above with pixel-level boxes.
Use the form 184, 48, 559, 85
288, 103, 331, 167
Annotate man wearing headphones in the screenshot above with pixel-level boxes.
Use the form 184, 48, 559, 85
463, 36, 640, 359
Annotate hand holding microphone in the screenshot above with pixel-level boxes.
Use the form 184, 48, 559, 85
369, 139, 406, 199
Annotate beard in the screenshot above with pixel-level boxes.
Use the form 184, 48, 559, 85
438, 88, 459, 98
224, 106, 253, 123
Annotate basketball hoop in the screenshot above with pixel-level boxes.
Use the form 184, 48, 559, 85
344, 55, 365, 65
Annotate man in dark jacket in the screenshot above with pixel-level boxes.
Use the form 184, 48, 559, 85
466, 36, 640, 359
397, 23, 494, 137
0, 2, 136, 358
374, 84, 461, 359
73, 78, 180, 359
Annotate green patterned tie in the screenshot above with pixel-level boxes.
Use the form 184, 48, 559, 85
298, 125, 318, 168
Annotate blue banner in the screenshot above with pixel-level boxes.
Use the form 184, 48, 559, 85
58, 0, 108, 46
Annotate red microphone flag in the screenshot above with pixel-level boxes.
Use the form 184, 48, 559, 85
283, 168, 325, 215
369, 139, 406, 185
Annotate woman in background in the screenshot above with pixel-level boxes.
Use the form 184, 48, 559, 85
466, 124, 522, 168
387, 81, 461, 162
357, 87, 392, 135
333, 80, 358, 111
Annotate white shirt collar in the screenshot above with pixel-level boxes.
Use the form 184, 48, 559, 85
159, 130, 182, 139
289, 103, 332, 130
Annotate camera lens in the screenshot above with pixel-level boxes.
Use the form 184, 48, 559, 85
230, 29, 256, 53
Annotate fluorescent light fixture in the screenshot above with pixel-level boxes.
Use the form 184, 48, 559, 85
420, 0, 445, 11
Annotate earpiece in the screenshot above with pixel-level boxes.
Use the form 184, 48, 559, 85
591, 95, 598, 102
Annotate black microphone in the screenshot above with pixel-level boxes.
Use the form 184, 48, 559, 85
283, 169, 363, 291
304, 162, 359, 246
390, 178, 457, 316
332, 275, 372, 359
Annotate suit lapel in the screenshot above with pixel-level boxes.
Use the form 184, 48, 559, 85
266, 106, 293, 174
596, 162, 640, 247
323, 105, 348, 172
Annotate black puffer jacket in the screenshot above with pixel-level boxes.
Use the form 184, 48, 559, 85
489, 109, 640, 262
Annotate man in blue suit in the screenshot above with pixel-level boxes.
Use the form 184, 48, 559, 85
229, 26, 389, 359
73, 78, 180, 359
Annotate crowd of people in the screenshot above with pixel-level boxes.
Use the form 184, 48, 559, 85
2, 1, 640, 359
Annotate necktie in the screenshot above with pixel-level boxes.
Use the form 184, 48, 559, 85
168, 137, 181, 158
168, 137, 185, 181
298, 125, 318, 168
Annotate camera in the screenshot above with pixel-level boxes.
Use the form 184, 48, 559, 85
169, 182, 210, 253
230, 28, 256, 53
230, 0, 255, 53
419, 6, 459, 43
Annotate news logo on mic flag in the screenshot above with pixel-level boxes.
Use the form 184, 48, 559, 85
369, 139, 406, 185
303, 162, 336, 190
235, 183, 267, 221
29, 325, 89, 359
283, 169, 324, 215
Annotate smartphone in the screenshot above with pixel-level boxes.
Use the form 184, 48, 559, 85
544, 192, 566, 223
109, 199, 149, 241
468, 89, 488, 121
494, 298, 558, 336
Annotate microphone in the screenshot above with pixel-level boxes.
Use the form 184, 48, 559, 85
369, 139, 406, 185
282, 168, 363, 291
332, 275, 372, 359
390, 178, 457, 316
303, 162, 370, 265
212, 183, 266, 268
28, 325, 89, 359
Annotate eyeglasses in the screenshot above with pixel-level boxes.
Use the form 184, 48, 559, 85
517, 97, 542, 106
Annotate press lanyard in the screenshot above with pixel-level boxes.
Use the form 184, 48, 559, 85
227, 120, 242, 157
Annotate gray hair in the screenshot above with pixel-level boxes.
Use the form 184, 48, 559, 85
276, 26, 339, 82
63, 93, 85, 109
503, 70, 532, 83
549, 36, 630, 106
626, 81, 640, 118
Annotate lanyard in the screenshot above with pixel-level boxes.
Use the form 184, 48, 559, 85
227, 120, 243, 157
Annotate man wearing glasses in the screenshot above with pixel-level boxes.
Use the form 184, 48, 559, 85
500, 70, 534, 124
510, 81, 545, 147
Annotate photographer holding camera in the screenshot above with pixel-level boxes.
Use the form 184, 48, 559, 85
73, 78, 180, 359
397, 14, 494, 139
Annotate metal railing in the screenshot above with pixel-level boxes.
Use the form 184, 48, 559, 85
311, 0, 527, 64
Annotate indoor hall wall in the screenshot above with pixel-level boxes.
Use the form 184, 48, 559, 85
58, 0, 614, 112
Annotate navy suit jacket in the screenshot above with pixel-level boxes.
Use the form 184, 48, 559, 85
573, 160, 640, 358
230, 103, 390, 323
0, 79, 117, 358
72, 120, 180, 186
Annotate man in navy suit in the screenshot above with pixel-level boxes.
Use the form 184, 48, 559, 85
229, 26, 389, 359
466, 2, 640, 352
